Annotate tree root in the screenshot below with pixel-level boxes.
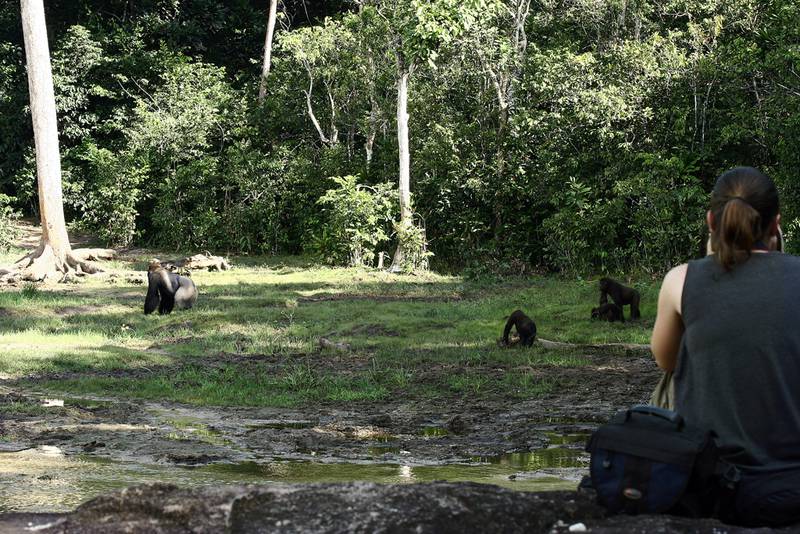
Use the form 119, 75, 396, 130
8, 244, 107, 282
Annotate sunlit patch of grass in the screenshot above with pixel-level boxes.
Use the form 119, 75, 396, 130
447, 373, 490, 395
0, 246, 25, 267
1, 252, 658, 406
0, 329, 169, 377
0, 400, 49, 416
40, 363, 392, 407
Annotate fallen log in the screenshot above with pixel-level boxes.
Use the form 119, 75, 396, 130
537, 338, 651, 352
162, 253, 230, 272
70, 248, 116, 261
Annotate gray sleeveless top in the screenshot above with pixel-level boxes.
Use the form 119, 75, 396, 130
675, 253, 800, 470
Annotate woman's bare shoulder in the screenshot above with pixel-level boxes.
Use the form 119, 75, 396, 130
663, 263, 688, 286
660, 263, 688, 314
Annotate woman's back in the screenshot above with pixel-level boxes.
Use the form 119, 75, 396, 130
676, 253, 800, 470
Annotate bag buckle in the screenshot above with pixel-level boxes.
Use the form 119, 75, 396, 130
720, 463, 741, 490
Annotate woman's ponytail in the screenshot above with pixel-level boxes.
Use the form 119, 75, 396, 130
714, 198, 761, 270
709, 167, 779, 271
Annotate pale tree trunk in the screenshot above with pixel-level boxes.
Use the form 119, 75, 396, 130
488, 0, 532, 243
14, 0, 105, 282
303, 67, 330, 144
257, 0, 278, 105
325, 81, 339, 144
390, 64, 412, 272
365, 99, 378, 166
365, 52, 379, 166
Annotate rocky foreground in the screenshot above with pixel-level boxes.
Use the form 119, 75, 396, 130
0, 483, 774, 533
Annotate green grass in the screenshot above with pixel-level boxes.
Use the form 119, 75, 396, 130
0, 254, 658, 407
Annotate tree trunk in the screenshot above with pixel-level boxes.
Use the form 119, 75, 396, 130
365, 94, 378, 166
390, 64, 412, 272
325, 81, 339, 144
15, 0, 101, 281
304, 67, 330, 144
257, 0, 278, 104
365, 51, 379, 167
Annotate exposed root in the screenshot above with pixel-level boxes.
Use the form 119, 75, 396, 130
10, 243, 106, 282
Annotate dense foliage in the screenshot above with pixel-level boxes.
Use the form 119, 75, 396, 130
1, 0, 799, 274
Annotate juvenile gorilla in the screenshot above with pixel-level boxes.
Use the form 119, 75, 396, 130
599, 277, 640, 320
591, 303, 624, 323
502, 310, 537, 347
144, 260, 198, 315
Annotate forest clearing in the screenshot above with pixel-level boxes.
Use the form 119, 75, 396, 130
0, 223, 659, 515
2, 0, 798, 530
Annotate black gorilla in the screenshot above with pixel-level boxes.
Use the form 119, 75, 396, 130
502, 310, 537, 347
599, 277, 640, 320
144, 261, 198, 315
591, 303, 624, 323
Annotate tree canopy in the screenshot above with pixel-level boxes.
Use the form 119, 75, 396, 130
1, 0, 799, 274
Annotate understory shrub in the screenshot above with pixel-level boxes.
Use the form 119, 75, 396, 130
316, 175, 395, 267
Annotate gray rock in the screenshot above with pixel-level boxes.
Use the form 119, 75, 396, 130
6, 483, 780, 534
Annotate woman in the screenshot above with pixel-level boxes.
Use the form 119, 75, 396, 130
651, 166, 800, 525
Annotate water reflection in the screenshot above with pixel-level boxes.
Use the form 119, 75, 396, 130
0, 444, 587, 513
399, 465, 414, 479
470, 448, 587, 470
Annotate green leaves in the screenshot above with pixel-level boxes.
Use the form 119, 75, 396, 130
390, 0, 502, 68
317, 175, 397, 267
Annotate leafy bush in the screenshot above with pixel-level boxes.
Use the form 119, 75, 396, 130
0, 194, 19, 252
316, 175, 395, 266
65, 141, 146, 246
393, 217, 433, 273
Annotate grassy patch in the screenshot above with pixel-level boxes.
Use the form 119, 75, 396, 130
1, 255, 658, 407
0, 400, 49, 417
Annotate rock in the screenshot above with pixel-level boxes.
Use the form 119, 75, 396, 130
32, 483, 602, 533
318, 337, 351, 352
8, 484, 780, 534
446, 414, 469, 434
81, 441, 105, 452
368, 414, 392, 427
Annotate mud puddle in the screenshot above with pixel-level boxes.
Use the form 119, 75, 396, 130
0, 442, 588, 513
0, 347, 660, 514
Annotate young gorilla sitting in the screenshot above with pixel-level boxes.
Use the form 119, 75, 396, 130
591, 303, 624, 323
144, 260, 198, 315
502, 310, 537, 347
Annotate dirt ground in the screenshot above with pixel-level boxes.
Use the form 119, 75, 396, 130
1, 346, 659, 468
0, 222, 665, 517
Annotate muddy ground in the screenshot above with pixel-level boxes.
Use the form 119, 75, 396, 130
3, 318, 774, 532
0, 346, 657, 469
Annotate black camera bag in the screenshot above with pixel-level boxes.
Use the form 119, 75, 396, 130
584, 405, 734, 517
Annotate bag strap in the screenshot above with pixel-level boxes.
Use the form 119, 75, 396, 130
624, 405, 685, 429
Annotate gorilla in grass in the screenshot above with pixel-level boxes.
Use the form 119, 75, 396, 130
598, 277, 640, 320
144, 260, 198, 315
502, 310, 537, 347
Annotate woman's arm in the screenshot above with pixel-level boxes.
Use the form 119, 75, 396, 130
651, 264, 687, 372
